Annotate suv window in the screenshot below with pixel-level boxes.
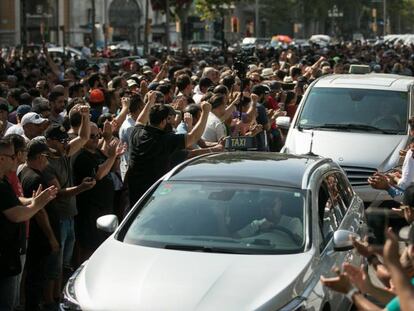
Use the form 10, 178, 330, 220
317, 181, 337, 249
298, 87, 408, 134
335, 172, 354, 207
326, 174, 347, 223
318, 172, 351, 249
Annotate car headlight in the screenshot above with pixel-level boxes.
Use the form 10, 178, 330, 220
60, 261, 87, 311
278, 297, 306, 311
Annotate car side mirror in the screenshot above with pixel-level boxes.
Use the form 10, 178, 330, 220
333, 230, 359, 252
96, 215, 119, 233
276, 116, 291, 129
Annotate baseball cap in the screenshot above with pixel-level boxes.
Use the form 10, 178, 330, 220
251, 84, 270, 96
267, 81, 281, 91
148, 82, 160, 91
127, 79, 138, 88
45, 124, 69, 141
21, 112, 48, 127
27, 139, 53, 159
88, 89, 105, 104
16, 105, 32, 118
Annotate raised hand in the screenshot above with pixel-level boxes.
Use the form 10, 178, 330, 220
250, 93, 259, 103
172, 96, 187, 111
108, 140, 126, 158
183, 112, 193, 132
200, 101, 212, 113
383, 227, 402, 268
102, 120, 113, 141
32, 185, 58, 209
121, 97, 131, 109
140, 80, 148, 96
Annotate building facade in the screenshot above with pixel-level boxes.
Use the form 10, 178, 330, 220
0, 0, 177, 48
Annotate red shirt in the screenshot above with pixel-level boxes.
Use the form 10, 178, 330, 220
7, 172, 23, 197
286, 104, 298, 119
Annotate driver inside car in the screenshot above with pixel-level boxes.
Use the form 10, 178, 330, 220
236, 196, 303, 242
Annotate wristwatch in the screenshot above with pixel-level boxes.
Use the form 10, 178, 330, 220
346, 287, 359, 302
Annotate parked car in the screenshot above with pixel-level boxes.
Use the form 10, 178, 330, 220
48, 46, 82, 60
189, 40, 221, 52
61, 152, 367, 311
281, 73, 414, 203
308, 34, 332, 47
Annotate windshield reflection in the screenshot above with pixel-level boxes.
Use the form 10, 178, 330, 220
123, 182, 306, 254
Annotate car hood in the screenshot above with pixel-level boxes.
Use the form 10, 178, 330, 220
286, 129, 408, 170
76, 239, 313, 311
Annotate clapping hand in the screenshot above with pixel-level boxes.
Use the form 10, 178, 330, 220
32, 184, 58, 209
383, 228, 402, 268
108, 140, 127, 158
320, 266, 352, 294
343, 263, 372, 294
368, 173, 390, 190
80, 177, 96, 191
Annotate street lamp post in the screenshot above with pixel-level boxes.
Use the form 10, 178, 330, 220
327, 5, 343, 37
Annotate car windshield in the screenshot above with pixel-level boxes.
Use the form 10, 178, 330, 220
298, 87, 408, 134
122, 182, 306, 254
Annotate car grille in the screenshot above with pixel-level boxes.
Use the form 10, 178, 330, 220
341, 166, 377, 186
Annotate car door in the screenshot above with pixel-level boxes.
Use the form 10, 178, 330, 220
331, 171, 367, 266
313, 170, 355, 311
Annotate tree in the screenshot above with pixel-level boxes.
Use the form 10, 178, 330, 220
195, 0, 237, 21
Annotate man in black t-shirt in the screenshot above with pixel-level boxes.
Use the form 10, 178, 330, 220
19, 140, 59, 311
72, 123, 123, 262
0, 138, 56, 311
127, 91, 211, 208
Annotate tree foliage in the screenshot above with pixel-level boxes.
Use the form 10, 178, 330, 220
195, 0, 239, 21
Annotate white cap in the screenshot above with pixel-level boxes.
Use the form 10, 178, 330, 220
261, 68, 274, 78
248, 64, 258, 72
127, 79, 138, 88
21, 112, 48, 127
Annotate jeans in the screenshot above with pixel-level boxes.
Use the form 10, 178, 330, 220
60, 218, 75, 268
0, 275, 18, 311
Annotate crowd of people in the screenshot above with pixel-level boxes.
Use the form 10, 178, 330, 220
1, 38, 414, 310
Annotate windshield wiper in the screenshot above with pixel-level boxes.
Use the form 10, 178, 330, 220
164, 244, 241, 254
300, 123, 396, 134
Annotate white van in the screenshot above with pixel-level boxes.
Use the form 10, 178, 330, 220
282, 74, 414, 203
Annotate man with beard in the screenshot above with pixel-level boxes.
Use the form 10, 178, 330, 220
127, 91, 211, 208
48, 91, 65, 125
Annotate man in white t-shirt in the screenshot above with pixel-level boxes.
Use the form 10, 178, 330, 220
193, 77, 213, 105
237, 196, 303, 242
202, 94, 227, 143
119, 94, 144, 180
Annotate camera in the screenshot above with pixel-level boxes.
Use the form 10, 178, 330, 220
366, 208, 399, 246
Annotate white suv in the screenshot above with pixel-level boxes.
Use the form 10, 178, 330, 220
282, 73, 414, 203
